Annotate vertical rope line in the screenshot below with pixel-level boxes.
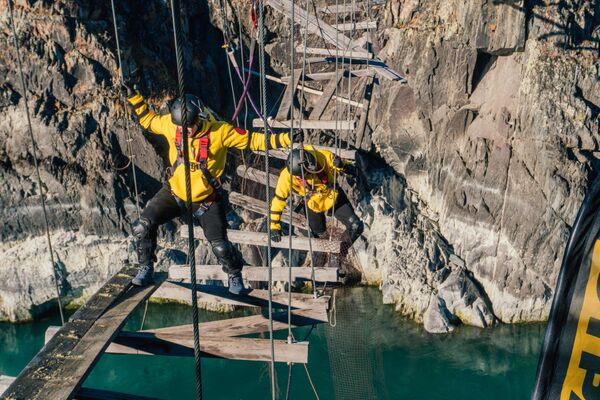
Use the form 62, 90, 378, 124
110, 0, 141, 220
238, 20, 249, 129
331, 0, 341, 229
287, 0, 296, 343
7, 0, 65, 326
168, 0, 202, 398
258, 0, 277, 398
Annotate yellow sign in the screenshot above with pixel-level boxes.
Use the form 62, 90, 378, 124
561, 240, 600, 399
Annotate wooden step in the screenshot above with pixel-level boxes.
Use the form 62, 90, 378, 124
333, 20, 377, 31
0, 376, 14, 396
169, 265, 339, 282
3, 267, 167, 400
229, 191, 307, 228
44, 329, 308, 363
111, 334, 309, 363
297, 46, 374, 59
280, 69, 373, 82
252, 145, 356, 160
152, 281, 331, 310
141, 307, 328, 337
252, 118, 356, 131
237, 165, 279, 188
180, 227, 342, 253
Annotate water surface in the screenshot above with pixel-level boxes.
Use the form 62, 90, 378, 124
0, 287, 544, 399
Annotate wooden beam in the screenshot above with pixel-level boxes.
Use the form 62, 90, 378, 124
333, 20, 377, 31
280, 69, 373, 82
266, 0, 369, 55
4, 267, 166, 400
320, 3, 363, 13
169, 265, 339, 282
76, 387, 162, 400
253, 145, 356, 160
276, 68, 302, 120
236, 164, 279, 188
309, 71, 345, 120
152, 281, 331, 310
111, 334, 309, 363
181, 227, 342, 253
297, 46, 374, 59
301, 58, 405, 81
229, 191, 307, 227
252, 118, 355, 131
355, 73, 375, 149
141, 307, 328, 337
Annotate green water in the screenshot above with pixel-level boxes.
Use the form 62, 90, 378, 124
0, 287, 544, 399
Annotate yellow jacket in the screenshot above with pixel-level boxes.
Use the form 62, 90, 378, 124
128, 94, 291, 202
270, 145, 344, 230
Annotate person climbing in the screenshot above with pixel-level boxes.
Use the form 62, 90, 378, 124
125, 88, 302, 294
268, 145, 364, 266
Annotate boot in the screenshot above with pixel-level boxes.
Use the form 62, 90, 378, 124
228, 271, 245, 295
132, 264, 154, 287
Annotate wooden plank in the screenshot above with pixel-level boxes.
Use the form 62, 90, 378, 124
333, 20, 377, 31
280, 69, 373, 82
252, 118, 355, 131
301, 58, 404, 81
169, 265, 339, 282
297, 46, 374, 59
109, 334, 309, 363
229, 191, 307, 228
320, 3, 363, 13
37, 274, 167, 399
355, 72, 375, 148
152, 281, 331, 310
141, 307, 328, 337
236, 164, 279, 188
253, 145, 356, 160
181, 227, 341, 253
276, 68, 302, 120
309, 71, 346, 120
3, 266, 147, 400
266, 0, 369, 55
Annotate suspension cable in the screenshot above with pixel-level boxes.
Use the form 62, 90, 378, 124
7, 0, 65, 326
168, 0, 203, 398
257, 0, 277, 398
109, 0, 141, 220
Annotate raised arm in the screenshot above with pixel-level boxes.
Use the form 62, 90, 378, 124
127, 94, 173, 137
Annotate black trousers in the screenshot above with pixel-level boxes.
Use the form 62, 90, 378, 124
307, 190, 357, 236
139, 185, 233, 268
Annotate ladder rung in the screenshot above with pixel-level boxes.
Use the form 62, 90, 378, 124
180, 227, 342, 253
169, 265, 339, 282
252, 118, 356, 131
152, 281, 331, 310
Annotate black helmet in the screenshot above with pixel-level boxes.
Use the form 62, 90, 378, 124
287, 148, 318, 176
170, 94, 208, 126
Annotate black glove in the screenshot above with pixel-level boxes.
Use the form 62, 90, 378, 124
290, 129, 304, 143
270, 229, 282, 243
333, 156, 344, 169
122, 65, 141, 97
122, 82, 139, 97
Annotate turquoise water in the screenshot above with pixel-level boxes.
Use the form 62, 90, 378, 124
0, 287, 544, 399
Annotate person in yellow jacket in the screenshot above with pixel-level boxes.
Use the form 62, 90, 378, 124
127, 91, 302, 294
269, 145, 363, 254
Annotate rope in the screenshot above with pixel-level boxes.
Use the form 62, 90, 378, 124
109, 0, 141, 220
7, 0, 65, 326
168, 0, 203, 398
304, 364, 321, 400
257, 0, 277, 398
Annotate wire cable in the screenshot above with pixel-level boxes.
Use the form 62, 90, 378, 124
168, 0, 203, 398
7, 0, 65, 326
257, 0, 277, 398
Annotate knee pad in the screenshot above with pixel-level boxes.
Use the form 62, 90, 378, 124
211, 239, 242, 273
132, 217, 151, 240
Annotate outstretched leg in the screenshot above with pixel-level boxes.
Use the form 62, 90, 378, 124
131, 186, 182, 286
197, 194, 245, 294
332, 191, 364, 283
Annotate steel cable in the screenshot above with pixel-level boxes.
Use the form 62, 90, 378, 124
7, 0, 65, 326
168, 0, 203, 398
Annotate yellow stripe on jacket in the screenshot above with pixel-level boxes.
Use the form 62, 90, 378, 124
128, 94, 291, 202
270, 145, 344, 230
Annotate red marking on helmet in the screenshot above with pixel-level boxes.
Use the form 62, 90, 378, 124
234, 127, 247, 135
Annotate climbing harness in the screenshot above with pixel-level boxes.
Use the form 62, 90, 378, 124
7, 0, 65, 326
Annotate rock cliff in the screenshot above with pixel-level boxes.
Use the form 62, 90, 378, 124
0, 0, 598, 332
